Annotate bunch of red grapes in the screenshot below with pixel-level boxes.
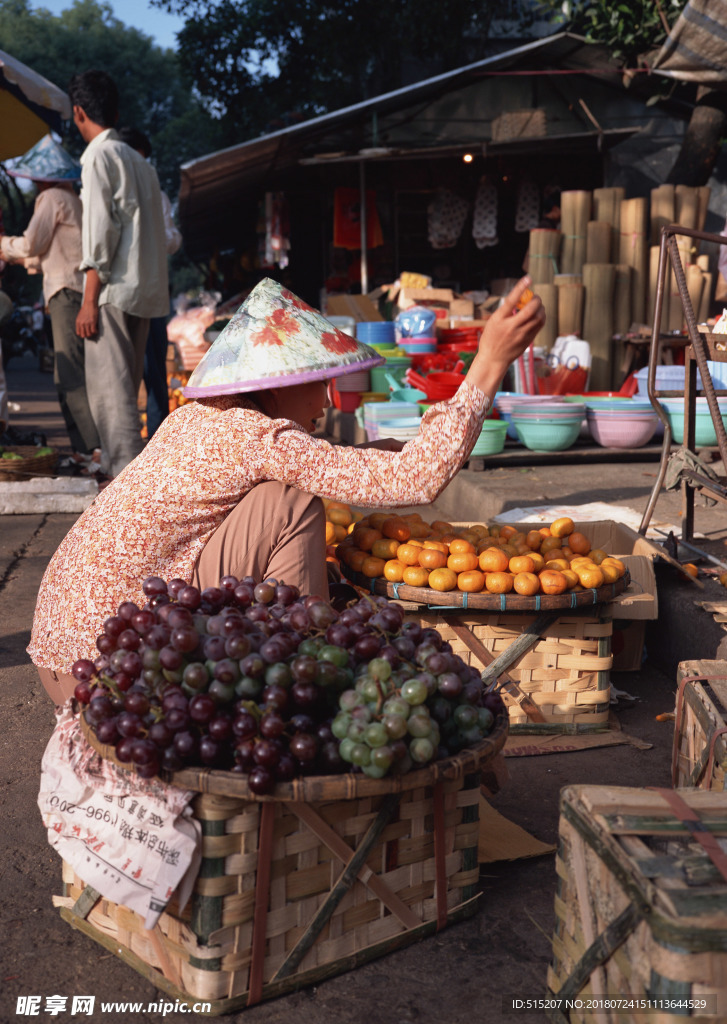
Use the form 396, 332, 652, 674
72, 575, 504, 794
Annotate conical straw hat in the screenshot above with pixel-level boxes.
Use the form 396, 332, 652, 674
9, 134, 81, 182
183, 278, 385, 397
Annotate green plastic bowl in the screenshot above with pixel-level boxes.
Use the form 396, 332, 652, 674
511, 415, 582, 452
662, 399, 727, 446
470, 420, 507, 456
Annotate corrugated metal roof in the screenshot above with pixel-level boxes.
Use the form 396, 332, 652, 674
178, 31, 682, 255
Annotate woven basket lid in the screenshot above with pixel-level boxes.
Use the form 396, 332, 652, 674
183, 278, 385, 397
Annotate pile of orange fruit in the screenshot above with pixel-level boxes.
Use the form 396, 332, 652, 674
332, 511, 628, 596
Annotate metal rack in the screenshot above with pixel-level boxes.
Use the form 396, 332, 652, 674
639, 224, 727, 540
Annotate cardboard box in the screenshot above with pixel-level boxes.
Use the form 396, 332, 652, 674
393, 287, 475, 321
326, 294, 383, 322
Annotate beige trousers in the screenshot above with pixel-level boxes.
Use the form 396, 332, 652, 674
36, 482, 329, 705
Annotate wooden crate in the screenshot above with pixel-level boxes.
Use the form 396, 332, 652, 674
406, 608, 612, 733
547, 785, 727, 1023
54, 716, 507, 1016
673, 660, 727, 791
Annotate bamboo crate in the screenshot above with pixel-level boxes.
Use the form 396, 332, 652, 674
673, 660, 727, 791
405, 609, 612, 733
547, 785, 727, 1023
54, 714, 507, 1016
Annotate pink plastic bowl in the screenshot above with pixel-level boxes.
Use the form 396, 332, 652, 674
586, 411, 658, 449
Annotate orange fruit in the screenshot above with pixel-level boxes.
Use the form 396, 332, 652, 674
550, 517, 574, 538
539, 527, 552, 537
528, 551, 546, 573
513, 571, 540, 596
539, 569, 568, 595
526, 530, 543, 551
418, 547, 448, 570
348, 548, 369, 572
396, 543, 422, 566
509, 554, 535, 574
588, 549, 608, 565
333, 524, 348, 542
479, 547, 510, 573
401, 512, 424, 524
576, 565, 605, 589
683, 563, 699, 578
371, 537, 401, 560
409, 521, 432, 538
719, 572, 727, 588
361, 555, 386, 578
599, 562, 621, 584
382, 517, 411, 543
470, 524, 489, 538
560, 546, 574, 560
325, 521, 336, 545
567, 531, 591, 555
540, 536, 563, 555
368, 512, 390, 530
457, 530, 480, 547
327, 506, 353, 528
352, 526, 382, 551
485, 571, 514, 594
601, 556, 625, 577
489, 525, 501, 537
499, 525, 518, 540
449, 537, 476, 555
457, 569, 486, 592
448, 552, 479, 573
428, 567, 458, 592
514, 542, 532, 556
402, 565, 430, 588
431, 520, 454, 534
544, 557, 569, 572
423, 539, 448, 553
560, 568, 579, 590
384, 559, 406, 582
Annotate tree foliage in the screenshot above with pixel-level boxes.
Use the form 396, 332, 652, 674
537, 0, 688, 64
151, 0, 525, 140
0, 0, 225, 196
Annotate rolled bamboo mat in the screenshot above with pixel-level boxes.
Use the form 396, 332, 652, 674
534, 283, 558, 349
686, 264, 704, 324
528, 228, 561, 284
593, 186, 624, 256
613, 264, 632, 336
697, 186, 711, 230
585, 221, 611, 264
697, 254, 710, 272
699, 272, 713, 322
675, 185, 699, 229
650, 184, 674, 245
619, 198, 648, 324
648, 245, 670, 330
554, 273, 582, 287
557, 283, 584, 337
583, 263, 616, 390
560, 191, 591, 274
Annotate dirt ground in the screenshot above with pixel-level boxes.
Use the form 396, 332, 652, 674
1, 353, 725, 1024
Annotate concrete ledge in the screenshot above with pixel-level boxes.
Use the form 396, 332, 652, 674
0, 477, 98, 514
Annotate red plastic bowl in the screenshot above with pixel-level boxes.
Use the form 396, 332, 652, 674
331, 386, 361, 412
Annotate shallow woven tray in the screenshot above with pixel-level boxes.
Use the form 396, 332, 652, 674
80, 707, 509, 799
340, 566, 631, 611
0, 445, 58, 481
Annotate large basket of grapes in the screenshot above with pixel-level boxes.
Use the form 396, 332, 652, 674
59, 575, 508, 1014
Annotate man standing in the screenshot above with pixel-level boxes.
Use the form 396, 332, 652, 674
0, 135, 100, 462
68, 69, 169, 478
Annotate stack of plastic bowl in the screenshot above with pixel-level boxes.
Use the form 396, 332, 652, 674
470, 420, 507, 456
360, 400, 421, 441
398, 337, 437, 355
585, 398, 659, 449
331, 369, 371, 411
356, 321, 396, 348
375, 417, 422, 443
660, 397, 727, 445
495, 392, 564, 440
422, 371, 465, 401
369, 352, 411, 393
510, 399, 584, 451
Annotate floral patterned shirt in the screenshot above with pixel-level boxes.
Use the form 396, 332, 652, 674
28, 382, 488, 672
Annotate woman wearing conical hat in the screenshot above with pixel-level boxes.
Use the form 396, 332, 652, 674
29, 276, 543, 704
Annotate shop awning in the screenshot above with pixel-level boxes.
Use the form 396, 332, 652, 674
650, 0, 727, 86
0, 49, 70, 161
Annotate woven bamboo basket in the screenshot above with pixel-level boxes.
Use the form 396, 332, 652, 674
673, 660, 727, 792
0, 445, 57, 481
402, 609, 612, 734
547, 785, 727, 1023
55, 712, 508, 1015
